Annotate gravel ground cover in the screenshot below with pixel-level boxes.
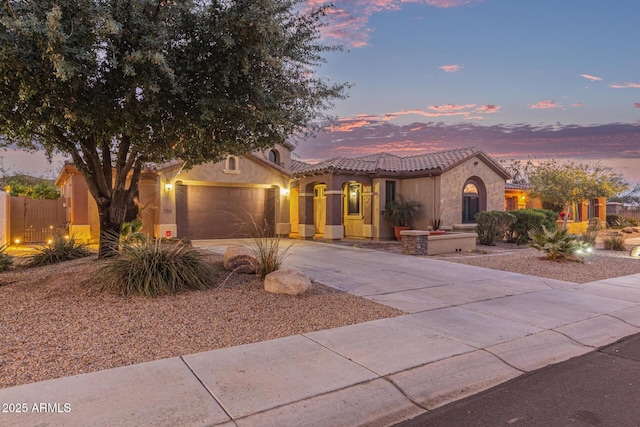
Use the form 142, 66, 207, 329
0, 252, 402, 388
2, 232, 639, 389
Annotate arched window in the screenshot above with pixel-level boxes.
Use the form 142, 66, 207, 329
268, 149, 280, 165
224, 156, 239, 174
462, 179, 485, 223
228, 156, 236, 170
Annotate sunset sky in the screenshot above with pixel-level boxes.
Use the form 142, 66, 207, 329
295, 0, 640, 183
2, 0, 638, 184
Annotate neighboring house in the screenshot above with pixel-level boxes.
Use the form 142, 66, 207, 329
504, 181, 607, 232
290, 147, 510, 240
56, 145, 512, 241
504, 182, 542, 211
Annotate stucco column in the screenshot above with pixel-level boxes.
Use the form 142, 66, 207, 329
297, 190, 315, 239
324, 188, 344, 240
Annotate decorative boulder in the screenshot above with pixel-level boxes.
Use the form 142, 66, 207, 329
621, 227, 634, 234
223, 246, 257, 274
264, 268, 312, 296
633, 227, 640, 233
631, 246, 640, 258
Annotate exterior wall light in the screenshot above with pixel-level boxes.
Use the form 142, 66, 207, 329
165, 183, 174, 191
14, 238, 20, 244
280, 188, 290, 196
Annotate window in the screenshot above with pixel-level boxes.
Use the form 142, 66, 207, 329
462, 181, 480, 223
385, 180, 396, 208
224, 156, 239, 174
347, 183, 361, 215
268, 149, 280, 165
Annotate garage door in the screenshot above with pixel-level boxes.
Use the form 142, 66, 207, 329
176, 185, 275, 239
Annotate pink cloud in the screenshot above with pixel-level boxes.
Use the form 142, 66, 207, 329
610, 82, 640, 89
634, 103, 640, 109
306, 0, 482, 47
478, 104, 500, 113
429, 104, 476, 112
328, 119, 373, 132
572, 103, 583, 107
579, 74, 602, 82
439, 64, 463, 73
529, 100, 560, 109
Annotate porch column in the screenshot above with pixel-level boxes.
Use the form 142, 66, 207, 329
297, 190, 315, 239
324, 189, 344, 240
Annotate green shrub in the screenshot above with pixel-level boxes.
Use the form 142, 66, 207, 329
0, 244, 13, 272
27, 234, 91, 267
476, 211, 516, 246
603, 232, 626, 251
528, 226, 591, 260
96, 239, 215, 297
120, 219, 147, 246
506, 209, 557, 245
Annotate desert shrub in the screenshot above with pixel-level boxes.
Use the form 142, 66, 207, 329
0, 244, 13, 272
476, 211, 516, 246
616, 217, 639, 228
27, 234, 91, 267
602, 232, 626, 251
96, 239, 214, 297
506, 209, 557, 245
528, 226, 591, 260
606, 214, 621, 228
580, 217, 604, 247
244, 219, 295, 279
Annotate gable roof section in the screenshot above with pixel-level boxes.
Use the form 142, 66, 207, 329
293, 146, 511, 179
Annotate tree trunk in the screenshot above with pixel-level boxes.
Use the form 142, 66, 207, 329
561, 202, 570, 230
97, 199, 129, 259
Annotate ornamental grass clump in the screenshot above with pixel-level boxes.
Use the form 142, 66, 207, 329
602, 232, 626, 251
0, 244, 12, 272
528, 226, 591, 261
245, 220, 295, 280
96, 239, 215, 297
27, 234, 91, 267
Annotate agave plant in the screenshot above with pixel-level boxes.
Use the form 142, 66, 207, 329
528, 226, 591, 261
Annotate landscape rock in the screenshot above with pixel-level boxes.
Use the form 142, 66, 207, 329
631, 246, 640, 258
264, 268, 312, 295
223, 246, 257, 274
633, 227, 640, 233
621, 227, 634, 234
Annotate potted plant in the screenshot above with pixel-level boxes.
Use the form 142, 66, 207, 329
383, 196, 422, 240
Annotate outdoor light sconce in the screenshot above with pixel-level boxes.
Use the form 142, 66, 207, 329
164, 183, 174, 191
280, 188, 290, 196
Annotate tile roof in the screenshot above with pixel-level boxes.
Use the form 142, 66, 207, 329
294, 146, 509, 178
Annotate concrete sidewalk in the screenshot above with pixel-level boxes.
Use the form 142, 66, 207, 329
1, 240, 639, 426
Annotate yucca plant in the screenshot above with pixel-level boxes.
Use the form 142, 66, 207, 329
27, 234, 91, 267
95, 239, 215, 297
602, 232, 626, 251
528, 226, 591, 261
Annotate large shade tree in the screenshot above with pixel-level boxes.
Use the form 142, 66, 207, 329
0, 0, 348, 256
528, 160, 629, 229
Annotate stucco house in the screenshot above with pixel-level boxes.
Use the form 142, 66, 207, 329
55, 145, 512, 241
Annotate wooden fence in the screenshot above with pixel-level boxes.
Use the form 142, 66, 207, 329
10, 197, 66, 244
